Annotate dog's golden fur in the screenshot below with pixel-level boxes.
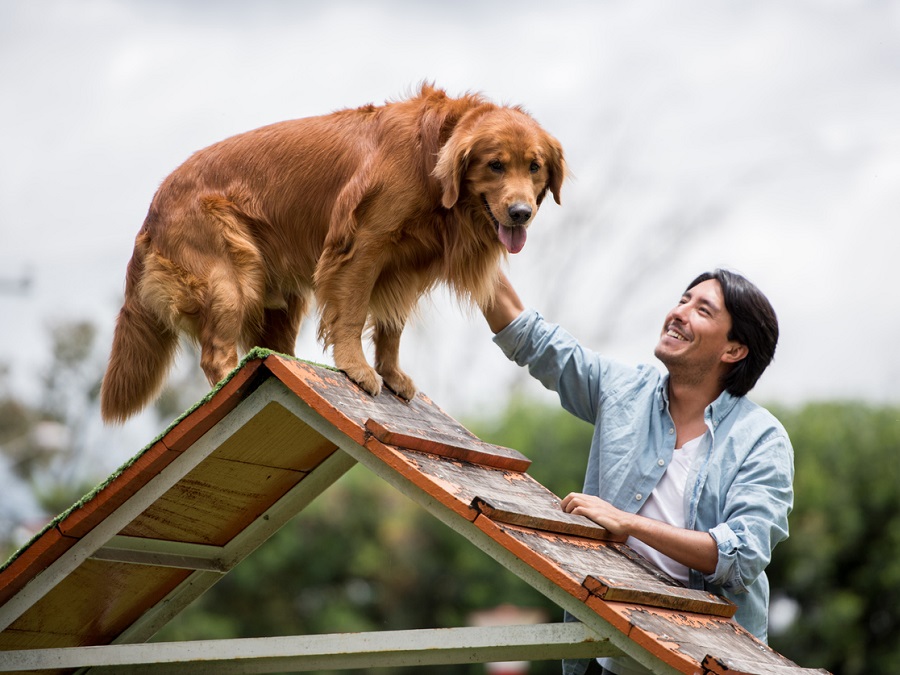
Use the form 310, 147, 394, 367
100, 84, 565, 423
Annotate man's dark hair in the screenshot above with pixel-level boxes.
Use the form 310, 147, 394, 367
687, 269, 779, 397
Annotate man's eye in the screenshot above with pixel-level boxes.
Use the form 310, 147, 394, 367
489, 160, 504, 172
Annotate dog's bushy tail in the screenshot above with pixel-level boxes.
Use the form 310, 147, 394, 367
100, 250, 178, 424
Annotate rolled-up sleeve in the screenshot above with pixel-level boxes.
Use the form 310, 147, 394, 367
705, 432, 794, 593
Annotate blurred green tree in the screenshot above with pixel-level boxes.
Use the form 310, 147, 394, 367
0, 320, 104, 556
767, 402, 900, 675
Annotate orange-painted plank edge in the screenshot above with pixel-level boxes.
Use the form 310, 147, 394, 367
472, 517, 591, 604
58, 441, 181, 539
162, 358, 268, 453
362, 438, 479, 522
0, 526, 78, 606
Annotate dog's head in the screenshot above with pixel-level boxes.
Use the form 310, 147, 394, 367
433, 106, 566, 254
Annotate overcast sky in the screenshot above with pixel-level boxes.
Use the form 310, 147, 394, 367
2, 1, 900, 475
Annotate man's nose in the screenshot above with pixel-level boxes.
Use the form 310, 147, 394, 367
670, 303, 689, 322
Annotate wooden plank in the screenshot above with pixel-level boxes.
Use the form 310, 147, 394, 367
620, 606, 814, 675
365, 418, 530, 472
362, 438, 481, 521
702, 654, 832, 675
265, 356, 520, 472
205, 400, 337, 472
498, 526, 735, 618
5, 559, 191, 648
0, 623, 622, 674
583, 573, 735, 618
472, 495, 622, 541
359, 443, 545, 522
262, 356, 378, 444
118, 458, 305, 546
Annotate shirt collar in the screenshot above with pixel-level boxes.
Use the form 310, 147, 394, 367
656, 375, 742, 426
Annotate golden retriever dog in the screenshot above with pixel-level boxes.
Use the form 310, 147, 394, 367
100, 84, 565, 423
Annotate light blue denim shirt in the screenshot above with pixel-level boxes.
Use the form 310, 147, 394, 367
494, 309, 794, 642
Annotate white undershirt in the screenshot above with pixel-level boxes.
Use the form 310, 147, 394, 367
625, 433, 706, 585
600, 433, 707, 675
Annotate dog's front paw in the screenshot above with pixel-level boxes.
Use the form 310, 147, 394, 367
343, 364, 383, 397
381, 368, 417, 401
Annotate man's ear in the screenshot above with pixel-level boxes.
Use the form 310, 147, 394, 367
722, 342, 749, 364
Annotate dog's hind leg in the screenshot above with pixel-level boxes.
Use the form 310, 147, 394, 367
195, 263, 257, 386
374, 319, 417, 400
197, 302, 241, 386
192, 195, 267, 385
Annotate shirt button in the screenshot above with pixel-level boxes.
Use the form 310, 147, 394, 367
668, 428, 675, 435
658, 459, 665, 467
635, 493, 643, 501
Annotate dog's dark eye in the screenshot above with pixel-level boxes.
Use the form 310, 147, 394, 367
489, 160, 504, 173
530, 161, 541, 173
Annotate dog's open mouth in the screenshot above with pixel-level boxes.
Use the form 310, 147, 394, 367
481, 195, 527, 254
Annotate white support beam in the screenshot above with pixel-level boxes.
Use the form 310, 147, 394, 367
90, 537, 228, 572
0, 622, 621, 674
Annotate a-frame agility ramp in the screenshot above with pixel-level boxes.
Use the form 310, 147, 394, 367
0, 350, 829, 674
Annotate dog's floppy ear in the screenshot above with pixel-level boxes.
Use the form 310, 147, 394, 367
544, 134, 567, 206
433, 132, 471, 209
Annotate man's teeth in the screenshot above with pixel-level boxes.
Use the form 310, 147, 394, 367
667, 329, 688, 341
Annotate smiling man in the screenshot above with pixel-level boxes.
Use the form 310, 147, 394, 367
482, 269, 793, 675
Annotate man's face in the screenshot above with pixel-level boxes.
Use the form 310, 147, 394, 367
654, 279, 746, 381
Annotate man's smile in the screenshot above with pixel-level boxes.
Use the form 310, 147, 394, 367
665, 324, 690, 342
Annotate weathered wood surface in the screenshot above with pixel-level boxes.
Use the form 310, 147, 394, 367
617, 607, 824, 675
264, 356, 531, 470
702, 654, 831, 674
363, 444, 592, 531
365, 418, 531, 472
499, 525, 737, 618
0, 560, 191, 650
472, 495, 623, 541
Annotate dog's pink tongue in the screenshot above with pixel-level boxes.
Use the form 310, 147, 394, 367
499, 225, 527, 254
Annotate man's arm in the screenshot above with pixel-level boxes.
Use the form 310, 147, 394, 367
482, 270, 525, 334
561, 492, 719, 575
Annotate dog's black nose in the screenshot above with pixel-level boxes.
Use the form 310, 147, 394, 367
508, 203, 532, 225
